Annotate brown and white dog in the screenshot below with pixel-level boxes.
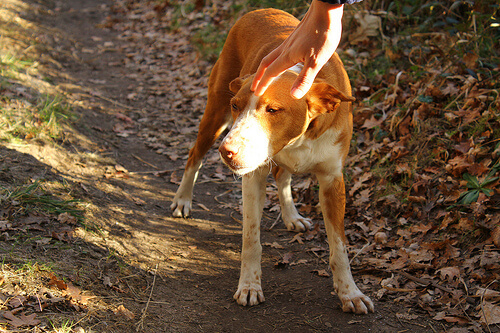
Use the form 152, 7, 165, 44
171, 8, 374, 314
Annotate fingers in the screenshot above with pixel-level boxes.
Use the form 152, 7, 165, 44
250, 57, 272, 92
290, 58, 323, 99
251, 47, 286, 96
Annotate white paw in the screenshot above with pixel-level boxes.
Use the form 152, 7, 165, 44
170, 197, 192, 218
283, 213, 312, 232
233, 282, 265, 306
337, 289, 374, 314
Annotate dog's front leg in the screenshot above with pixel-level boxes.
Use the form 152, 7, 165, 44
233, 166, 268, 306
318, 174, 374, 314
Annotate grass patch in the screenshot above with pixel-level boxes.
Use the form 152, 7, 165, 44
0, 181, 84, 224
0, 94, 73, 142
1, 13, 74, 144
0, 52, 34, 75
191, 25, 228, 63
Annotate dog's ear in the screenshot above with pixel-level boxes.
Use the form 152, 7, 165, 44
229, 74, 251, 93
306, 82, 355, 116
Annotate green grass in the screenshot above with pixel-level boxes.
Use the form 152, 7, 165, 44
48, 319, 75, 333
16, 260, 55, 275
0, 52, 34, 75
1, 49, 74, 142
0, 181, 84, 223
0, 94, 73, 142
191, 25, 228, 62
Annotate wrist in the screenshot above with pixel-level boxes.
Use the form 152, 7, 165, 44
315, 0, 345, 7
312, 0, 344, 11
309, 0, 344, 32
310, 0, 344, 21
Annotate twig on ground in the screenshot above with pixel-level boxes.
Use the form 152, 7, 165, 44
349, 241, 372, 264
132, 154, 158, 169
480, 280, 497, 333
129, 169, 174, 175
394, 270, 454, 294
83, 89, 136, 111
268, 212, 282, 230
230, 211, 242, 224
136, 263, 159, 332
214, 189, 232, 204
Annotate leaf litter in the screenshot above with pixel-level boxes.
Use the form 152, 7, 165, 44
101, 1, 499, 330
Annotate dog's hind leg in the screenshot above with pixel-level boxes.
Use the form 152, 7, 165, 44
171, 79, 232, 217
272, 166, 312, 232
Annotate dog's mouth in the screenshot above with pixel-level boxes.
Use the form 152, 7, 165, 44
219, 153, 267, 176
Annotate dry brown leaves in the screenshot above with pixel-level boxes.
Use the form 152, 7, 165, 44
0, 272, 88, 329
100, 1, 499, 331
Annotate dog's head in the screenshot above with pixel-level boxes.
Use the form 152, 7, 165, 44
219, 71, 354, 176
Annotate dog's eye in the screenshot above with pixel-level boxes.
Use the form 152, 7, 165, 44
231, 104, 239, 111
266, 107, 279, 113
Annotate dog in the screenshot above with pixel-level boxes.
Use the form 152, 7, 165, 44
171, 8, 374, 314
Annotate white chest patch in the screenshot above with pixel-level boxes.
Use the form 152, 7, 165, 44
274, 128, 344, 176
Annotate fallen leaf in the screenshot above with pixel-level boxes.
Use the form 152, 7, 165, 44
48, 273, 67, 290
0, 220, 13, 231
3, 312, 40, 328
433, 312, 469, 324
349, 12, 382, 44
436, 267, 461, 282
312, 269, 330, 277
275, 252, 293, 268
476, 288, 500, 301
8, 295, 26, 308
114, 305, 135, 320
491, 226, 500, 248
66, 282, 92, 306
263, 242, 284, 249
361, 115, 384, 129
57, 212, 77, 224
479, 302, 500, 325
103, 276, 113, 287
289, 233, 304, 244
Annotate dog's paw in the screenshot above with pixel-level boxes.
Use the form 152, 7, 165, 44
234, 283, 265, 306
170, 197, 192, 218
283, 213, 312, 232
338, 290, 374, 314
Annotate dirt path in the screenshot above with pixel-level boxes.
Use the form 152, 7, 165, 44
0, 0, 449, 332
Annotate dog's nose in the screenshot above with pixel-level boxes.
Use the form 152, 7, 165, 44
219, 143, 239, 163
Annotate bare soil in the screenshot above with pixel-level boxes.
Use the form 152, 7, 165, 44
0, 0, 478, 332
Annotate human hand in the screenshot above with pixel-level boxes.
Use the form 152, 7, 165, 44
251, 0, 344, 99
